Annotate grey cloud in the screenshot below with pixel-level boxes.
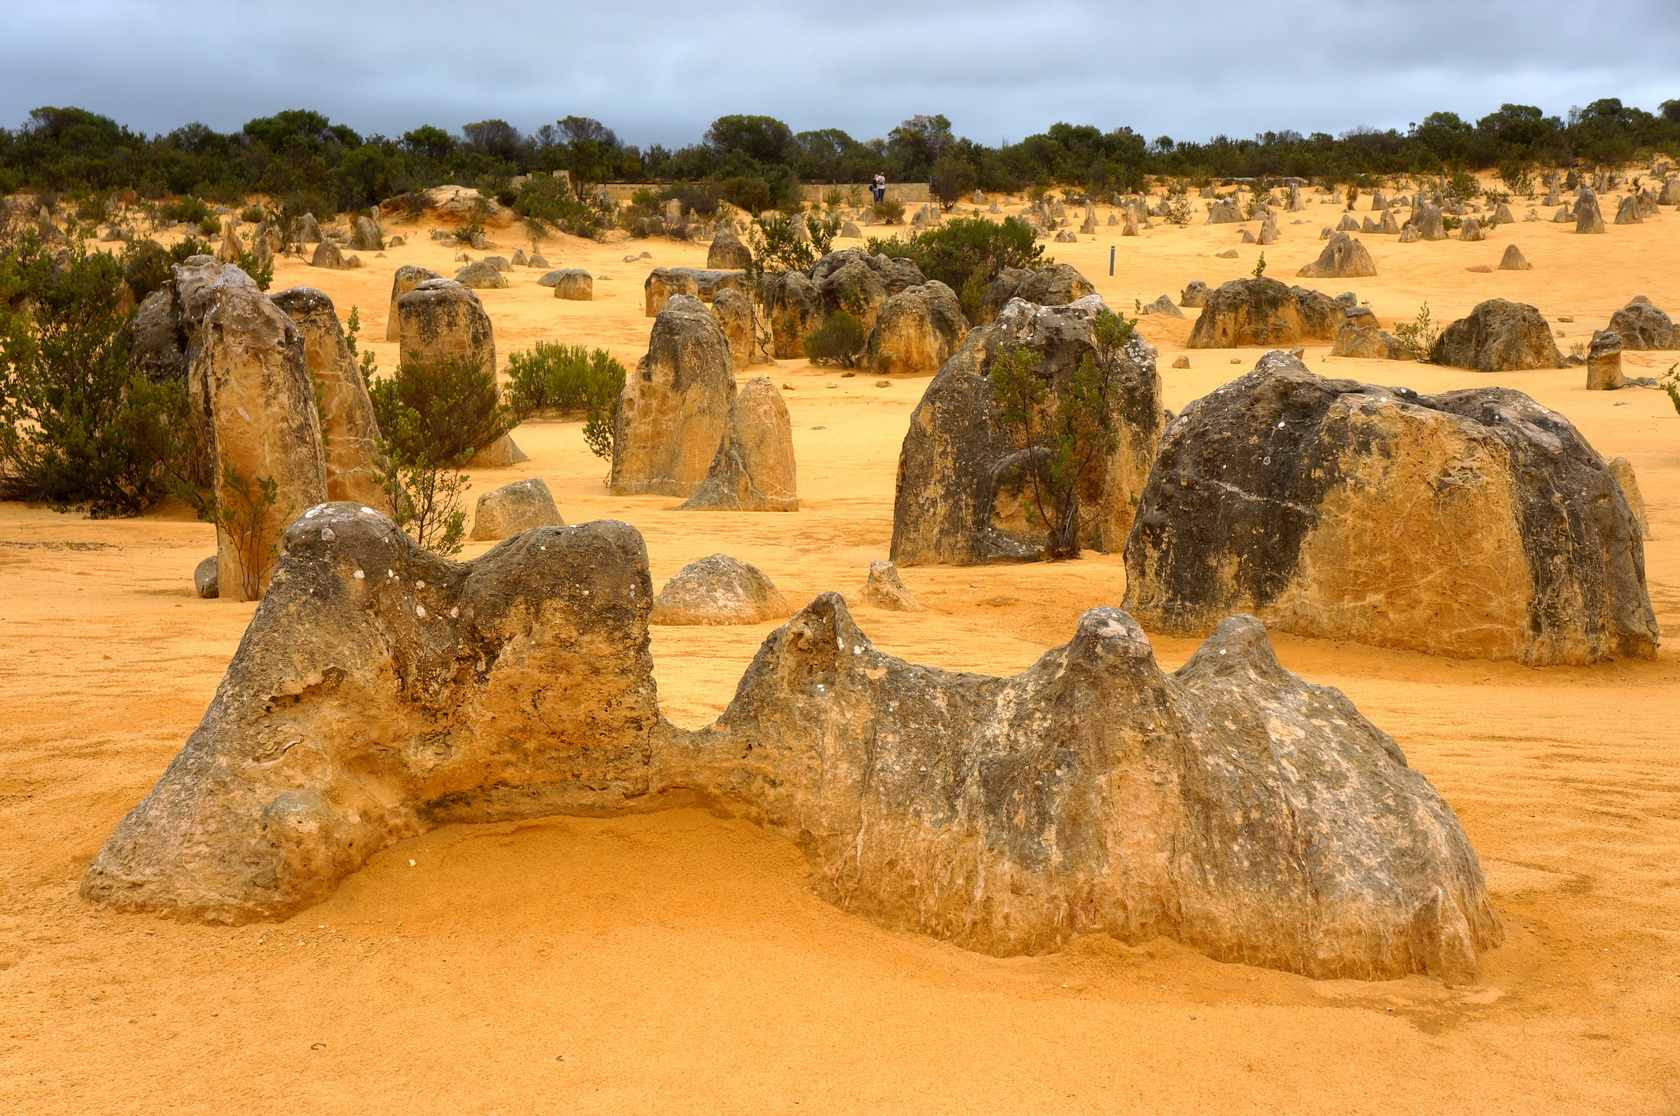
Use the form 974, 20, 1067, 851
1, 0, 1676, 146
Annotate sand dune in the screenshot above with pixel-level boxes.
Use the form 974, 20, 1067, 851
2, 192, 1678, 1113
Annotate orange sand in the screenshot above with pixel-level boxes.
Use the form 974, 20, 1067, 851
2, 194, 1678, 1113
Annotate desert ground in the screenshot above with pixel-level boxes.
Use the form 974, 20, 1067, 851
2, 191, 1678, 1114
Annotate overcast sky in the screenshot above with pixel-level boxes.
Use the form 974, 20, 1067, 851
3, 0, 1677, 148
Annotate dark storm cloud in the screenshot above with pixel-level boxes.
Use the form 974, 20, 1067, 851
3, 0, 1677, 145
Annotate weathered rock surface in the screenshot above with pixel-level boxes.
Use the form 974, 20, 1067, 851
1607, 299, 1677, 349
853, 560, 923, 611
643, 267, 747, 317
548, 270, 593, 300
709, 287, 764, 370
865, 280, 968, 376
610, 295, 736, 496
1614, 195, 1642, 225
309, 241, 351, 270
454, 261, 508, 290
1498, 244, 1532, 271
892, 296, 1161, 565
1180, 280, 1210, 308
1297, 232, 1377, 279
1575, 189, 1608, 234
396, 279, 496, 374
1586, 330, 1627, 390
1431, 299, 1564, 372
1124, 352, 1657, 664
1186, 278, 1344, 349
349, 215, 382, 252
1459, 216, 1486, 242
87, 517, 1503, 981
269, 287, 384, 507
465, 435, 530, 470
706, 225, 753, 270
193, 555, 218, 599
762, 269, 823, 359
678, 377, 799, 511
1139, 294, 1184, 317
130, 285, 188, 381
1330, 320, 1406, 359
1608, 457, 1651, 540
1409, 205, 1448, 240
811, 248, 925, 332
649, 553, 791, 625
976, 264, 1097, 325
385, 265, 440, 341
469, 477, 564, 540
172, 258, 328, 601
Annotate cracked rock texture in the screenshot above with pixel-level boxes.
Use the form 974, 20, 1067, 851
83, 524, 1501, 981
1124, 352, 1657, 664
610, 295, 736, 497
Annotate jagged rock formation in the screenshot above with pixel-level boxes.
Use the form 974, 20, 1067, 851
810, 248, 924, 332
469, 478, 564, 540
1124, 351, 1657, 664
385, 265, 439, 341
892, 296, 1161, 565
1614, 195, 1642, 225
172, 258, 328, 601
1431, 299, 1564, 372
678, 377, 799, 511
865, 280, 968, 376
707, 226, 752, 270
1297, 232, 1377, 279
975, 264, 1096, 325
610, 295, 736, 496
1459, 216, 1486, 242
643, 267, 747, 316
1575, 189, 1608, 234
1186, 278, 1344, 348
270, 287, 383, 507
649, 553, 791, 625
310, 241, 353, 270
1607, 298, 1676, 349
1409, 205, 1448, 240
83, 513, 1502, 981
853, 560, 923, 611
1139, 294, 1184, 317
349, 215, 382, 251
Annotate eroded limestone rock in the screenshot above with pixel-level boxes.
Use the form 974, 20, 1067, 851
865, 280, 968, 376
853, 560, 923, 611
1186, 278, 1343, 349
677, 377, 798, 512
1297, 232, 1377, 279
1124, 352, 1657, 664
385, 265, 440, 342
1431, 299, 1564, 372
975, 264, 1096, 325
270, 287, 384, 507
649, 553, 791, 625
610, 295, 735, 496
643, 267, 747, 317
396, 279, 496, 374
469, 477, 564, 540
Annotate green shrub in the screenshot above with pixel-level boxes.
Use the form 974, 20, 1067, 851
0, 237, 195, 516
197, 215, 219, 237
802, 309, 866, 366
867, 216, 1043, 320
239, 204, 265, 224
123, 236, 214, 303
514, 175, 613, 240
872, 198, 905, 225
160, 196, 212, 225
719, 176, 773, 215
371, 354, 515, 468
505, 341, 626, 419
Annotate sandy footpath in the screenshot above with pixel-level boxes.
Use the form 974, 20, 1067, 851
1, 193, 1677, 1113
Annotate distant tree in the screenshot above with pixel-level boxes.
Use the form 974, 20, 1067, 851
461, 119, 526, 161
705, 115, 794, 164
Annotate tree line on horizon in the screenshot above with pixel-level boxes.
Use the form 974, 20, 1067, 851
2, 99, 1678, 219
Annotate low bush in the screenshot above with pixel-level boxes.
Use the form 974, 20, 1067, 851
0, 237, 195, 517
514, 175, 614, 240
160, 196, 212, 225
122, 236, 213, 302
506, 342, 626, 418
802, 309, 866, 367
872, 198, 905, 225
867, 216, 1043, 320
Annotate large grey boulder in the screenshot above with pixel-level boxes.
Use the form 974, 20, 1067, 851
270, 287, 384, 507
1431, 299, 1564, 372
975, 264, 1096, 325
1124, 351, 1656, 664
865, 280, 968, 376
193, 555, 218, 599
706, 225, 752, 270
678, 377, 798, 511
469, 477, 564, 540
649, 553, 791, 625
454, 260, 508, 289
1607, 298, 1677, 349
83, 510, 1501, 981
1186, 278, 1343, 349
892, 296, 1161, 564
610, 295, 736, 496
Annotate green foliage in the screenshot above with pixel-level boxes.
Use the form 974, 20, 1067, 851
1394, 302, 1441, 362
0, 237, 196, 516
802, 309, 866, 367
513, 175, 612, 240
1662, 362, 1680, 416
1252, 252, 1267, 280
367, 354, 512, 555
504, 342, 627, 455
872, 198, 905, 225
866, 216, 1043, 321
160, 196, 212, 225
239, 204, 265, 223
372, 354, 515, 469
986, 310, 1137, 560
202, 465, 280, 600
1444, 170, 1481, 199
931, 153, 978, 209
744, 210, 840, 274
